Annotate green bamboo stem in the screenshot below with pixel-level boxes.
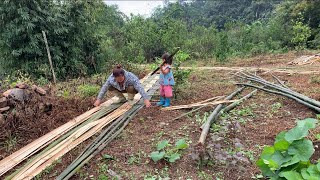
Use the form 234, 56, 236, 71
236, 83, 320, 112
58, 83, 159, 180
199, 86, 245, 145
6, 105, 119, 180
239, 72, 320, 107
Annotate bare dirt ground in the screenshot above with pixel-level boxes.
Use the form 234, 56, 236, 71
1, 51, 320, 179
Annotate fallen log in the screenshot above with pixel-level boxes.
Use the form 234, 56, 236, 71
198, 87, 245, 145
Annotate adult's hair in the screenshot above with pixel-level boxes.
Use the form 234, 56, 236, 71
162, 53, 172, 65
112, 64, 125, 77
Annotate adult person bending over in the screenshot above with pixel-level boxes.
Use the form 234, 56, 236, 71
94, 65, 151, 107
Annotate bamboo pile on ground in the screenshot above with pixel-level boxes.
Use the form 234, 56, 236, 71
57, 83, 159, 180
3, 74, 158, 180
235, 71, 320, 112
0, 73, 153, 177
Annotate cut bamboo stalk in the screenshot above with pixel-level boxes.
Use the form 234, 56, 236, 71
1, 74, 153, 177
172, 105, 208, 121
236, 83, 320, 112
238, 72, 320, 108
163, 100, 237, 111
5, 105, 119, 180
198, 87, 245, 145
0, 99, 113, 176
193, 96, 224, 104
58, 83, 160, 180
58, 105, 143, 180
11, 75, 159, 180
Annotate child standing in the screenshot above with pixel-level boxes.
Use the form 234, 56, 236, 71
157, 53, 175, 107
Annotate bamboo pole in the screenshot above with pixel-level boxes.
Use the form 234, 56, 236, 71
59, 83, 160, 180
236, 83, 320, 112
10, 75, 159, 180
198, 87, 245, 145
2, 73, 153, 177
5, 105, 119, 180
162, 100, 236, 111
0, 99, 115, 177
238, 72, 320, 107
42, 30, 57, 84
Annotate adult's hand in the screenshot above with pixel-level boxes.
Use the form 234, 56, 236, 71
144, 99, 151, 108
94, 99, 101, 107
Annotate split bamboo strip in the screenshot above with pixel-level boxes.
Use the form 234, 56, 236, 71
11, 75, 159, 180
1, 73, 152, 177
5, 105, 120, 180
163, 100, 236, 111
0, 99, 112, 176
58, 83, 159, 180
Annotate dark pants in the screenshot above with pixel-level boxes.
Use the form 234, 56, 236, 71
108, 86, 138, 94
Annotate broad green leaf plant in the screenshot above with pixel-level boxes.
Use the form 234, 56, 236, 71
150, 139, 188, 163
257, 118, 320, 179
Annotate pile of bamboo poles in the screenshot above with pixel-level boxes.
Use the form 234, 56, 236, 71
57, 83, 159, 180
1, 74, 159, 180
235, 72, 320, 112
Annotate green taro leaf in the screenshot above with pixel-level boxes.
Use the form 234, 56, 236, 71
260, 146, 275, 159
275, 131, 287, 143
157, 140, 169, 151
168, 153, 181, 163
256, 159, 275, 176
285, 118, 317, 143
281, 155, 301, 167
271, 151, 291, 168
175, 139, 188, 150
317, 162, 320, 172
288, 139, 314, 162
274, 140, 290, 152
263, 159, 279, 171
304, 164, 320, 178
280, 171, 303, 180
151, 151, 165, 162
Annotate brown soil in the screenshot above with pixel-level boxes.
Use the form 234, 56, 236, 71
0, 89, 94, 160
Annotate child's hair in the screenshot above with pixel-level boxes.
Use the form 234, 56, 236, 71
161, 53, 172, 65
112, 64, 125, 77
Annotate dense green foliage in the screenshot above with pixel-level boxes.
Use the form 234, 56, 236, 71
257, 118, 320, 179
0, 0, 319, 80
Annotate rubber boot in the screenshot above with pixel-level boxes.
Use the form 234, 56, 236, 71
162, 98, 171, 107
157, 96, 165, 106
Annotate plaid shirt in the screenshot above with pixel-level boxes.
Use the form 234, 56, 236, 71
97, 70, 149, 100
